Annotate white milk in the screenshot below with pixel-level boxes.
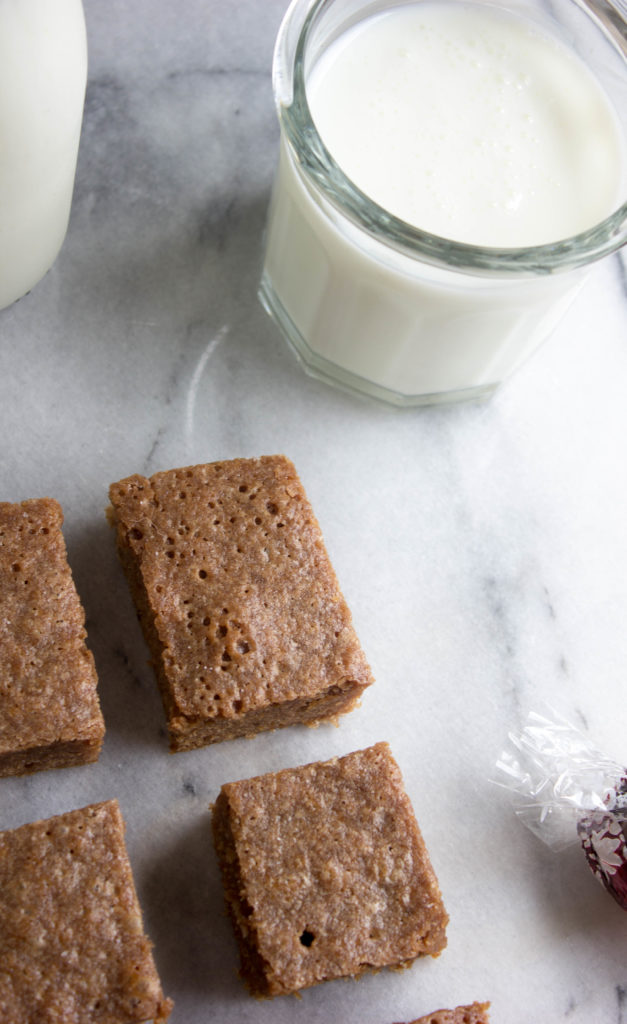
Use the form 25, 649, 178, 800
261, 0, 625, 403
308, 3, 622, 247
0, 0, 87, 311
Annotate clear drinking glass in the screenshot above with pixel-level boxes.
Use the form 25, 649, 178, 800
259, 0, 627, 407
0, 0, 87, 311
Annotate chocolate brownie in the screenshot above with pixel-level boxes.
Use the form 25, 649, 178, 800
0, 498, 104, 777
108, 455, 373, 750
0, 799, 172, 1023
400, 1003, 491, 1023
212, 742, 448, 997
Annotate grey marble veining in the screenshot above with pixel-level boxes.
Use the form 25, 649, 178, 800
1, 1, 626, 1022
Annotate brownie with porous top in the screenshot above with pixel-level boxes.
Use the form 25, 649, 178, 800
0, 799, 172, 1023
399, 1003, 491, 1023
211, 741, 448, 997
0, 498, 104, 777
108, 455, 373, 751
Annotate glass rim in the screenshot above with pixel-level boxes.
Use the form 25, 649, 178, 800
273, 0, 627, 277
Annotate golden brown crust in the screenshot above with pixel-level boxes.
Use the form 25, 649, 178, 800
403, 1003, 491, 1024
0, 498, 104, 777
108, 456, 373, 749
212, 742, 448, 997
0, 799, 172, 1023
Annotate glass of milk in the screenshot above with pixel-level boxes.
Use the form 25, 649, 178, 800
0, 0, 87, 312
259, 0, 627, 406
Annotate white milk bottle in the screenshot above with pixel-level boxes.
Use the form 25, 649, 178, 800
0, 0, 87, 311
260, 0, 627, 406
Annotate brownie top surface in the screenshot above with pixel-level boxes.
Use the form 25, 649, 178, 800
108, 456, 373, 719
0, 800, 168, 1023
218, 742, 448, 989
0, 499, 103, 753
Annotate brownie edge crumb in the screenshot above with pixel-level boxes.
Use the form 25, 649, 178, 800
107, 455, 374, 751
212, 742, 448, 998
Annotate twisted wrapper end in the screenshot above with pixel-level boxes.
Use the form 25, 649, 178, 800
493, 709, 627, 909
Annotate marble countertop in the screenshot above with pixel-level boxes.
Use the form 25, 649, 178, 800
1, 1, 626, 1021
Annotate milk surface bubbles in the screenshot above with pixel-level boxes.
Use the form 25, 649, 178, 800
307, 1, 624, 246
0, 0, 87, 310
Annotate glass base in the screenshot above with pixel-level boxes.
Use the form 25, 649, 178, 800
258, 271, 499, 409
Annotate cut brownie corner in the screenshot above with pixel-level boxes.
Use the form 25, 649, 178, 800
0, 497, 105, 778
151, 993, 175, 1024
211, 741, 447, 998
107, 455, 373, 751
0, 799, 172, 1023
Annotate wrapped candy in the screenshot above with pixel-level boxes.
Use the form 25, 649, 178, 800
494, 709, 627, 909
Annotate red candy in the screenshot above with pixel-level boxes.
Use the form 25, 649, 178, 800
578, 778, 627, 910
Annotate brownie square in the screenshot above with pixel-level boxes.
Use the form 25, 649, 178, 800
212, 742, 448, 997
108, 455, 373, 751
402, 1004, 491, 1024
0, 498, 104, 777
0, 799, 172, 1024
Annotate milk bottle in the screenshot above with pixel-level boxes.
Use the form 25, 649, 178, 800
0, 0, 87, 310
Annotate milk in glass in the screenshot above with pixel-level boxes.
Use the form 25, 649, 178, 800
261, 0, 626, 403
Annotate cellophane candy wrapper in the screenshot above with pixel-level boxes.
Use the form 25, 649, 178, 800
494, 710, 627, 910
